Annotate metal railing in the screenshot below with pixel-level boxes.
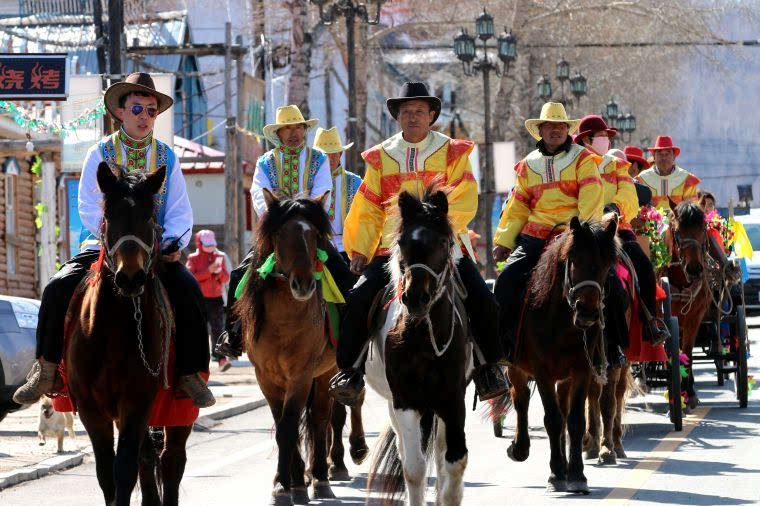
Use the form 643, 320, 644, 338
19, 0, 92, 17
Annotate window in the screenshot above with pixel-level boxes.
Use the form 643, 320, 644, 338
5, 173, 16, 275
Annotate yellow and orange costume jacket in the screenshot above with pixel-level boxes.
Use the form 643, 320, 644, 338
495, 143, 603, 250
593, 153, 638, 229
343, 131, 477, 260
636, 165, 700, 209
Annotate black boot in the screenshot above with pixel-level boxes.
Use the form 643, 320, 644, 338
472, 364, 509, 401
643, 317, 670, 346
215, 319, 243, 359
328, 368, 365, 407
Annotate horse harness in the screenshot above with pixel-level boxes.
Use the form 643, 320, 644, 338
667, 227, 708, 316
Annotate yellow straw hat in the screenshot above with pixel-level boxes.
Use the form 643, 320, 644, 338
262, 105, 319, 145
524, 102, 580, 141
312, 127, 354, 154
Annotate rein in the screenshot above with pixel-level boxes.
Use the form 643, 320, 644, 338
403, 255, 467, 358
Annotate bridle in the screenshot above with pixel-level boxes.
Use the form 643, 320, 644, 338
402, 252, 467, 358
101, 220, 160, 275
562, 258, 605, 329
669, 227, 707, 281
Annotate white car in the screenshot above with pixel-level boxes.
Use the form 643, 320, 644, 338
0, 295, 39, 422
734, 212, 760, 310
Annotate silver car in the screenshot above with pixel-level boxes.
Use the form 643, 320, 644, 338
0, 295, 39, 422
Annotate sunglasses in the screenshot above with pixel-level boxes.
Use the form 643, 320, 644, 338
130, 105, 158, 118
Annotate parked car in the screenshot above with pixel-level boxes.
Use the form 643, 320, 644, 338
0, 295, 39, 422
734, 213, 760, 311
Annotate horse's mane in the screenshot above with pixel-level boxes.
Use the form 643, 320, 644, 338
234, 194, 332, 340
101, 170, 156, 216
529, 219, 619, 307
673, 201, 705, 229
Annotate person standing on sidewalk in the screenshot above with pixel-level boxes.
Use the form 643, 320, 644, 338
187, 230, 232, 371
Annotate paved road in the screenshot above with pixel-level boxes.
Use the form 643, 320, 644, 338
2, 325, 759, 505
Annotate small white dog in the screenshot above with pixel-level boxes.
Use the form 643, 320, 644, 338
38, 396, 75, 453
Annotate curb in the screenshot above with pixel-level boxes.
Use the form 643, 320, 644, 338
193, 396, 268, 430
0, 449, 90, 490
0, 396, 267, 491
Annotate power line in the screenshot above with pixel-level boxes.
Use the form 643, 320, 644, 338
380, 39, 760, 51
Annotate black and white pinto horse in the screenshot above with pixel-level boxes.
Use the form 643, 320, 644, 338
366, 187, 474, 506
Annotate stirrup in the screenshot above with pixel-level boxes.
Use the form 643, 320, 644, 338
473, 365, 509, 401
328, 369, 365, 407
646, 317, 670, 346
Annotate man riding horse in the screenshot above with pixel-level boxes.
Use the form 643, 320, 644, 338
492, 102, 604, 360
636, 135, 700, 209
14, 72, 214, 408
575, 115, 670, 345
216, 105, 355, 359
328, 82, 508, 405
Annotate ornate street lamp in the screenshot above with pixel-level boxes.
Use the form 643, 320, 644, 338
606, 98, 619, 121
537, 75, 552, 100
452, 7, 516, 278
569, 70, 587, 99
556, 56, 570, 83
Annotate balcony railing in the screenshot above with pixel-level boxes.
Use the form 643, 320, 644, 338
19, 0, 93, 17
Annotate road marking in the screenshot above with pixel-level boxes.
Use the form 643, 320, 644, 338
602, 406, 710, 504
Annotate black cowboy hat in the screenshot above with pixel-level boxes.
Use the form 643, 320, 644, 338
104, 72, 174, 118
386, 82, 441, 125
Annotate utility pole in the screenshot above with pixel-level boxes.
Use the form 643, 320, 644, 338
108, 0, 124, 78
236, 35, 247, 260
93, 0, 106, 78
224, 22, 239, 264
344, 8, 357, 173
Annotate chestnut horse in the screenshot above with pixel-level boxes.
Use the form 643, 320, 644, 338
664, 201, 711, 410
235, 189, 344, 506
498, 216, 619, 495
66, 163, 191, 506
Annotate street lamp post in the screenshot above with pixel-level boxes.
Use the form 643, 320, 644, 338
453, 8, 516, 278
602, 99, 636, 146
310, 0, 382, 174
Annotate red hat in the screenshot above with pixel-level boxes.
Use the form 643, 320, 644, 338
574, 115, 617, 145
648, 135, 680, 157
623, 145, 650, 169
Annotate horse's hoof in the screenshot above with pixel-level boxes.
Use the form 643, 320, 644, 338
688, 395, 699, 410
507, 442, 529, 462
567, 480, 590, 495
312, 480, 336, 500
291, 486, 310, 505
598, 450, 617, 466
614, 446, 627, 459
350, 444, 370, 465
584, 447, 599, 460
329, 465, 351, 481
546, 478, 567, 493
270, 484, 293, 506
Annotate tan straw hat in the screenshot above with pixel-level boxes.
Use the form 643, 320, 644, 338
524, 102, 580, 141
262, 105, 319, 146
312, 127, 354, 154
104, 72, 173, 118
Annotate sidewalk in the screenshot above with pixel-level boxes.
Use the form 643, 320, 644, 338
0, 355, 264, 490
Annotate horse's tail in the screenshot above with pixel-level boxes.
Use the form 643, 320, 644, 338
620, 365, 639, 438
367, 411, 436, 504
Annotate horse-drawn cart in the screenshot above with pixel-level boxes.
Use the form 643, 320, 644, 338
693, 262, 749, 408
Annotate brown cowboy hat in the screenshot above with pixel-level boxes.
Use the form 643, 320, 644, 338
104, 72, 174, 118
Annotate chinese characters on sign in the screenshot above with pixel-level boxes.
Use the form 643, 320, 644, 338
0, 54, 68, 100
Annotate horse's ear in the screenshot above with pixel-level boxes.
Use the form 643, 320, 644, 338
96, 162, 118, 195
569, 215, 581, 232
668, 197, 678, 214
604, 214, 618, 237
313, 190, 331, 209
398, 191, 423, 222
262, 188, 279, 210
145, 165, 167, 195
429, 190, 449, 215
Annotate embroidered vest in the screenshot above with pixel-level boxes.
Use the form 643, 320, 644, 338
258, 147, 325, 196
79, 134, 175, 251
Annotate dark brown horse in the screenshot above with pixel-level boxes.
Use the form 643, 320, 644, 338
367, 187, 472, 506
66, 163, 191, 506
664, 201, 711, 410
235, 189, 346, 506
499, 216, 619, 495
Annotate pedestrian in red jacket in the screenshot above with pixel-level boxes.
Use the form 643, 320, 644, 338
186, 230, 232, 371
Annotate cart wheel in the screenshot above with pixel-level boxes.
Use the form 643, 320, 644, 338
736, 305, 749, 409
493, 417, 503, 438
717, 358, 725, 386
661, 278, 673, 323
668, 316, 682, 431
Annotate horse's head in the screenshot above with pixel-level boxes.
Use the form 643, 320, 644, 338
394, 188, 453, 317
260, 188, 331, 301
97, 162, 165, 297
564, 215, 619, 329
669, 200, 707, 281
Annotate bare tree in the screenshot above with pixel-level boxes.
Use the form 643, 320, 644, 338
285, 0, 313, 116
